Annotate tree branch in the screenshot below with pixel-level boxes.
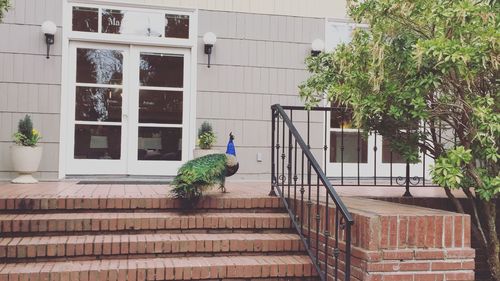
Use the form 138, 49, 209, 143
462, 187, 488, 248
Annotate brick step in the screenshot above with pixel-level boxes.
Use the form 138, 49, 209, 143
0, 233, 304, 262
0, 255, 317, 280
0, 212, 292, 235
0, 196, 282, 212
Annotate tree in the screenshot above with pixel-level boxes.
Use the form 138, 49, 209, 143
299, 0, 499, 279
0, 0, 9, 21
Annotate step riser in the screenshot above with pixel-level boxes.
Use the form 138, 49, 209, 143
1, 251, 307, 263
1, 236, 305, 262
0, 197, 283, 212
0, 214, 292, 234
0, 208, 285, 215
0, 229, 297, 238
0, 256, 317, 281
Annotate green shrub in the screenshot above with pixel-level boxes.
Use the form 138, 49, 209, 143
197, 122, 216, 149
13, 115, 41, 147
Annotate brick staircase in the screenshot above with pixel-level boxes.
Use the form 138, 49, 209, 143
0, 193, 318, 281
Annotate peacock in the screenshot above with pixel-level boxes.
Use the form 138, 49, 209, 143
171, 133, 239, 203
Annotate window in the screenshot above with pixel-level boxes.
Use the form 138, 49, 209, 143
165, 14, 189, 38
329, 103, 368, 163
72, 6, 190, 39
72, 7, 98, 33
381, 138, 406, 163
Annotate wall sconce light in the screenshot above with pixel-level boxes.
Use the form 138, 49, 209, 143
311, 39, 325, 56
41, 21, 57, 59
203, 32, 217, 68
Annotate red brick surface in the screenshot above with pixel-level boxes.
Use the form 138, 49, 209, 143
0, 233, 304, 261
0, 184, 315, 281
291, 197, 475, 281
0, 182, 476, 281
0, 255, 317, 280
0, 212, 291, 233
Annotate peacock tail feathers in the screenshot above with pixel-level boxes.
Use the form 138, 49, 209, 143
171, 153, 227, 201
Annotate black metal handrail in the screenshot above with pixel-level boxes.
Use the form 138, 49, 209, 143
270, 104, 354, 281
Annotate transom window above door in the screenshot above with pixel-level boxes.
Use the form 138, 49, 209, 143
72, 6, 190, 39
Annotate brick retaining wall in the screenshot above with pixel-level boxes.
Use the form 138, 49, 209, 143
377, 197, 499, 281
290, 197, 475, 281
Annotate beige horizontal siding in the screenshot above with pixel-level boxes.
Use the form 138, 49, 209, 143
0, 0, 63, 181
196, 10, 325, 180
89, 0, 347, 18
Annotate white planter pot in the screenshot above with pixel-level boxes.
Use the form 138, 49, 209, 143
10, 145, 43, 184
193, 149, 221, 159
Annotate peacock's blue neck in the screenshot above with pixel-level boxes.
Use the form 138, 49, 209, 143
226, 139, 236, 156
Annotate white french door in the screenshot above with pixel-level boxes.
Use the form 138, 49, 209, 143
66, 42, 190, 176
127, 46, 190, 175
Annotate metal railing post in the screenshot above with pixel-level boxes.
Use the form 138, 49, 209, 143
269, 107, 277, 196
403, 161, 413, 197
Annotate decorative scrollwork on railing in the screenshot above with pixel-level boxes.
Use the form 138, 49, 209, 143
396, 176, 421, 186
339, 216, 346, 230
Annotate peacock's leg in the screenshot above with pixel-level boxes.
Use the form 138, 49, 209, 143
221, 177, 227, 193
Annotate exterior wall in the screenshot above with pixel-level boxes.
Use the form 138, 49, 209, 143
196, 10, 325, 180
0, 0, 334, 181
0, 0, 63, 181
90, 0, 348, 19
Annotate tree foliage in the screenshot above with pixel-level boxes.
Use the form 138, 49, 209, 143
299, 0, 499, 279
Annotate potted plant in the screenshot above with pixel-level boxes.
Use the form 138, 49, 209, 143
10, 115, 43, 183
193, 121, 218, 158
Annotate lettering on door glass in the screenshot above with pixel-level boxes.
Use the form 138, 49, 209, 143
102, 9, 164, 37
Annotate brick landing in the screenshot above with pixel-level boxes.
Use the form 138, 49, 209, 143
0, 181, 465, 200
0, 181, 473, 281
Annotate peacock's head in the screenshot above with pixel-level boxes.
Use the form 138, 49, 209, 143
226, 132, 236, 156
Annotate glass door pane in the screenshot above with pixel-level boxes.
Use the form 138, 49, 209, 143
327, 105, 373, 180
137, 127, 182, 161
